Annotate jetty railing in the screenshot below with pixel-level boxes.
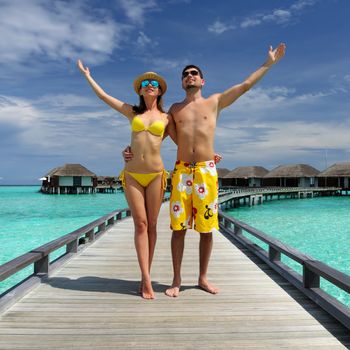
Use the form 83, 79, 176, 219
0, 207, 131, 312
218, 186, 341, 196
218, 210, 350, 330
218, 187, 341, 207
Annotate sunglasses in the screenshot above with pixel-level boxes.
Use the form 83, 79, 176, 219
141, 80, 159, 88
182, 70, 200, 78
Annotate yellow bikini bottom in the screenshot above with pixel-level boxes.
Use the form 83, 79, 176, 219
119, 169, 168, 190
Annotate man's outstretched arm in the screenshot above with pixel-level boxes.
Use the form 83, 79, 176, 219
218, 43, 286, 111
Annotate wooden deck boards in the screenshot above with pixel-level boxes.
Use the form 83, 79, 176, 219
1, 203, 349, 349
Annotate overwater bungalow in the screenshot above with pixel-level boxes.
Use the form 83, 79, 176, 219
317, 162, 350, 189
96, 176, 120, 193
223, 166, 269, 187
40, 164, 97, 194
263, 164, 320, 187
217, 168, 230, 187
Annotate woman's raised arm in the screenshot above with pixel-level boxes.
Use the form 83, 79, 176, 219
77, 59, 134, 119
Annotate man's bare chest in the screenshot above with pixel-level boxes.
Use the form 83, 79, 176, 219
174, 107, 216, 127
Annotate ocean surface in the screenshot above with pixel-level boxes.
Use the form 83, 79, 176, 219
0, 186, 128, 294
1, 186, 349, 308
225, 196, 350, 307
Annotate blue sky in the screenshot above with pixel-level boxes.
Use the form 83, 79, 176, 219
0, 0, 349, 184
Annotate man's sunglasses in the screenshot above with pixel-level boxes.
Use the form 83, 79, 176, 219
182, 70, 200, 78
141, 80, 159, 88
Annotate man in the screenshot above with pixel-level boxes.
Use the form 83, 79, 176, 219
126, 43, 286, 297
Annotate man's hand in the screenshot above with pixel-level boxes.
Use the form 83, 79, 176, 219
122, 145, 133, 162
214, 153, 222, 164
266, 43, 286, 67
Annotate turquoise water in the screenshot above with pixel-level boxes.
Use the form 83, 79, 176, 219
2, 187, 349, 308
226, 196, 350, 307
0, 186, 128, 294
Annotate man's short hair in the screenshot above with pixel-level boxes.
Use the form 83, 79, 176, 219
182, 65, 203, 79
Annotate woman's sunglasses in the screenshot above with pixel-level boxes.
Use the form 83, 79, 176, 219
182, 70, 199, 78
141, 80, 159, 88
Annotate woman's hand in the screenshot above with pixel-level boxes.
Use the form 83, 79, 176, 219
77, 59, 90, 76
266, 43, 286, 67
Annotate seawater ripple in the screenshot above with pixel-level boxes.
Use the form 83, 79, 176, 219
226, 196, 350, 307
0, 186, 128, 294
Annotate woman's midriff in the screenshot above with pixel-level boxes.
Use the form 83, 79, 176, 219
124, 134, 164, 173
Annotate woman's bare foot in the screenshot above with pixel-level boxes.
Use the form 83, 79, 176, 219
198, 278, 219, 294
141, 280, 154, 299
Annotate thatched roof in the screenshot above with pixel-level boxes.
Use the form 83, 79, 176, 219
45, 164, 96, 177
217, 168, 230, 178
318, 162, 350, 177
224, 166, 269, 179
264, 164, 320, 178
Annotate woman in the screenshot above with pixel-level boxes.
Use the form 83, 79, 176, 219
78, 60, 174, 299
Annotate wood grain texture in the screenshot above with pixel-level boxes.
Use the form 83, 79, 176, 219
1, 203, 349, 349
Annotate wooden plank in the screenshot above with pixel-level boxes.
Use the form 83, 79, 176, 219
0, 203, 349, 349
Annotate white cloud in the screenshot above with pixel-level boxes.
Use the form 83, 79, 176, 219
262, 9, 292, 24
118, 0, 158, 25
240, 17, 261, 29
213, 83, 350, 167
216, 119, 350, 167
209, 0, 317, 34
290, 0, 317, 11
344, 75, 350, 83
144, 57, 188, 72
208, 20, 235, 34
221, 85, 342, 121
0, 94, 129, 157
137, 31, 153, 48
0, 0, 124, 66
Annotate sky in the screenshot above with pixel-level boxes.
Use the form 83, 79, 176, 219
0, 0, 349, 184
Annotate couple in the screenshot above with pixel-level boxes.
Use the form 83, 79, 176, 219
78, 42, 285, 300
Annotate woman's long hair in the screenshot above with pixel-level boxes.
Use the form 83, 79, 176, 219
132, 94, 165, 114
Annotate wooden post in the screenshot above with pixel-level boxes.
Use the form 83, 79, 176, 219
98, 222, 106, 233
34, 256, 49, 276
67, 239, 78, 253
107, 217, 114, 226
303, 263, 320, 288
234, 225, 242, 236
86, 229, 95, 242
269, 246, 281, 262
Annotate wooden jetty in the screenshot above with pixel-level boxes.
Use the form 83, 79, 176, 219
1, 203, 350, 349
218, 186, 341, 208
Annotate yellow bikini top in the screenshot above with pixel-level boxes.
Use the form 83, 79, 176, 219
131, 116, 165, 137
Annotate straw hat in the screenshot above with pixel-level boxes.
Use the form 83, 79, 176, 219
133, 71, 167, 95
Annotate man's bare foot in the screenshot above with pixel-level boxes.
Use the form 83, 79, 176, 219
165, 285, 180, 297
141, 280, 155, 299
198, 278, 219, 294
165, 278, 181, 297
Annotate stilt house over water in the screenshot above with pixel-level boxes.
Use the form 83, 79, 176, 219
216, 168, 230, 187
222, 166, 269, 187
263, 164, 320, 187
40, 164, 97, 194
317, 162, 350, 189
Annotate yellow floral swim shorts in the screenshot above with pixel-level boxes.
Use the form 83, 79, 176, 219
170, 160, 219, 233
